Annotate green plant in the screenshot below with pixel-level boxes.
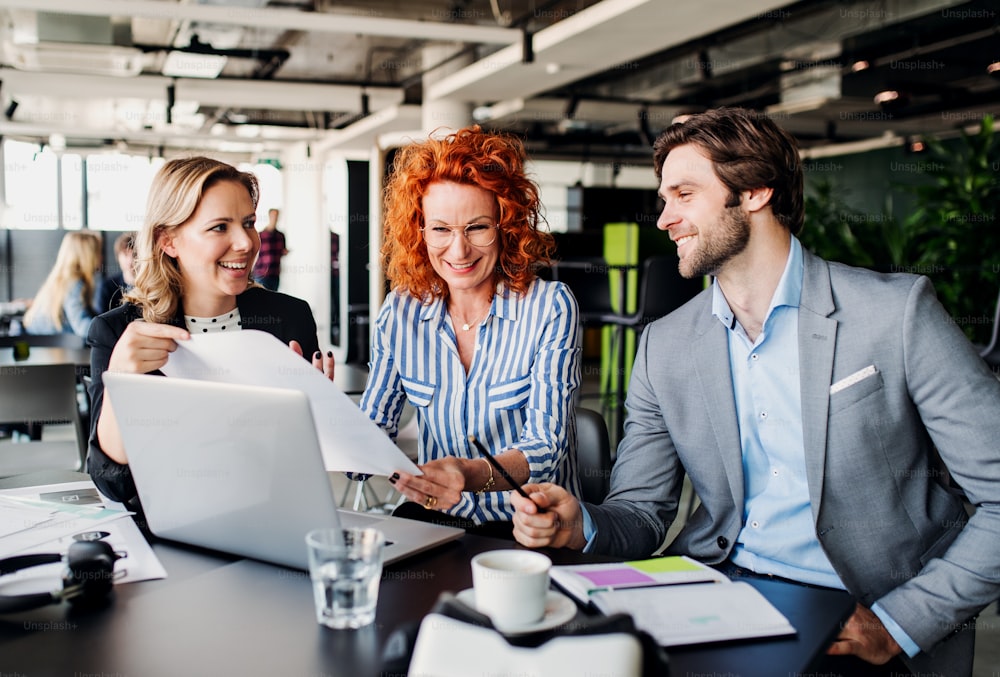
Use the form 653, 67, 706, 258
800, 178, 910, 272
802, 116, 999, 344
903, 115, 1000, 343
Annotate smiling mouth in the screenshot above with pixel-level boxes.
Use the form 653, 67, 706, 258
448, 260, 478, 271
219, 261, 247, 270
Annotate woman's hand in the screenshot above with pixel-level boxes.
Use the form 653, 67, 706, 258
289, 341, 335, 381
390, 457, 471, 511
107, 322, 190, 374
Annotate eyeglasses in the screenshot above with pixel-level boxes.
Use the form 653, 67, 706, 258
420, 223, 498, 249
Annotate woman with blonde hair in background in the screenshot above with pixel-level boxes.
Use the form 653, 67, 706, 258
86, 156, 334, 508
22, 230, 102, 337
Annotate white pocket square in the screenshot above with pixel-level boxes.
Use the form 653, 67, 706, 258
830, 365, 877, 395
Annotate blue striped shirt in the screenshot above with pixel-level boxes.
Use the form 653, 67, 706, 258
361, 278, 582, 523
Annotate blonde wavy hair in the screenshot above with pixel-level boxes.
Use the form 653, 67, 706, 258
22, 230, 102, 331
124, 157, 259, 323
382, 125, 553, 301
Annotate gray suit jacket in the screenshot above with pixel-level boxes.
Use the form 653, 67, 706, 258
589, 249, 1000, 676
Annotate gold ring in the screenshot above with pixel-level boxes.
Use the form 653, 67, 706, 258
424, 495, 437, 509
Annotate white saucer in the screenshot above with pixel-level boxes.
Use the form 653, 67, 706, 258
455, 588, 578, 636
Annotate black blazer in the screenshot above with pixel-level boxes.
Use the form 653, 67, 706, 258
86, 287, 321, 505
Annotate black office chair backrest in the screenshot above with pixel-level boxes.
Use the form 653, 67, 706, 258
979, 285, 1000, 370
575, 406, 612, 504
552, 257, 617, 325
632, 255, 702, 330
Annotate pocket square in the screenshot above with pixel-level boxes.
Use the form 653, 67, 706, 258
830, 365, 877, 395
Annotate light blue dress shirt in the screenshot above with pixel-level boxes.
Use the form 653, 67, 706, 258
361, 278, 582, 523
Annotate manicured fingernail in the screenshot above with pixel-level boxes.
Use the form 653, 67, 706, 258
327, 351, 333, 358
388, 475, 398, 485
313, 351, 321, 360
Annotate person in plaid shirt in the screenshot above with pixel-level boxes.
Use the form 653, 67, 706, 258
252, 208, 288, 290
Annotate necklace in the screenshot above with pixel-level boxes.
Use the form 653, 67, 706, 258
454, 307, 490, 331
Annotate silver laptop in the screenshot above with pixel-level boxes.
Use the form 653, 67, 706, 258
103, 372, 463, 569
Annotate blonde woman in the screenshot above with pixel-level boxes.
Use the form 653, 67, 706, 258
87, 156, 334, 506
22, 230, 102, 337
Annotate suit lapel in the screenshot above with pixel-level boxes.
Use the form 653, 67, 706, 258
798, 251, 837, 520
691, 295, 745, 509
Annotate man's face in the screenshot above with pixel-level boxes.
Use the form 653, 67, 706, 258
656, 144, 750, 279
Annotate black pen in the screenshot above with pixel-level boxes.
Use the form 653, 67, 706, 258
468, 436, 544, 512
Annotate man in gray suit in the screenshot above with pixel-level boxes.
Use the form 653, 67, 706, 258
512, 107, 1000, 676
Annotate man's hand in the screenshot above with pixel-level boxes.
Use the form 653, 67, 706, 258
511, 483, 587, 550
827, 603, 903, 664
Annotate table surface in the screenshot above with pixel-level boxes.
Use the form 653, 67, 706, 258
0, 346, 91, 369
0, 474, 855, 677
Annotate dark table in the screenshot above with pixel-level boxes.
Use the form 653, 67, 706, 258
0, 475, 854, 677
0, 345, 91, 372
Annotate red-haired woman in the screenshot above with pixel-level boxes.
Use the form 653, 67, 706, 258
363, 126, 582, 537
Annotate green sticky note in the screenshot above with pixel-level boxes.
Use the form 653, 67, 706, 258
626, 556, 703, 574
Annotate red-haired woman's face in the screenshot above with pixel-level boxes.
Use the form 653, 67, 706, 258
421, 181, 499, 297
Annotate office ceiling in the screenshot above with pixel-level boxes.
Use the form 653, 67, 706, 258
0, 0, 996, 161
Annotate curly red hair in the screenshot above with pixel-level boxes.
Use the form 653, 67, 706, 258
382, 125, 554, 300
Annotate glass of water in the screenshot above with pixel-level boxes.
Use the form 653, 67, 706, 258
305, 527, 385, 629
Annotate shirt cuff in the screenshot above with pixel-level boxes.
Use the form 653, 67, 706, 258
871, 602, 920, 658
580, 504, 597, 553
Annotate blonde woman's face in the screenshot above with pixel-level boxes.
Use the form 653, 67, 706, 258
158, 180, 260, 316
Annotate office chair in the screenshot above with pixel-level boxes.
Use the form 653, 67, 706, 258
550, 257, 619, 329
978, 286, 1000, 373
0, 363, 88, 477
600, 256, 703, 438
575, 406, 612, 505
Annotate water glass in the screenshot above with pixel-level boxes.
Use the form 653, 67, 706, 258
305, 527, 385, 629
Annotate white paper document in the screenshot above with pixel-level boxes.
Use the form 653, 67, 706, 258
0, 481, 167, 585
590, 580, 796, 647
161, 329, 419, 476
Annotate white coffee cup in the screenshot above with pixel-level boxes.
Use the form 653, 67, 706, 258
470, 549, 552, 629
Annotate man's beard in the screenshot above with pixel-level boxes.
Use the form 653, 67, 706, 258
679, 206, 751, 279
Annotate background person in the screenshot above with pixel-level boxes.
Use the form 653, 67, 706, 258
363, 126, 582, 537
87, 157, 333, 507
252, 207, 288, 291
96, 231, 137, 312
511, 107, 1000, 677
21, 230, 102, 337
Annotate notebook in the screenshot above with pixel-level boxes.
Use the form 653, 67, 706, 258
102, 372, 464, 569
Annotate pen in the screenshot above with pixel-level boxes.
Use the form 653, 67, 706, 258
468, 436, 544, 513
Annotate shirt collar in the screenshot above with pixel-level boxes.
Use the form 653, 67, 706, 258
711, 235, 804, 330
418, 281, 513, 323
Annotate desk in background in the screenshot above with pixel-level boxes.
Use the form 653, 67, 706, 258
0, 474, 854, 676
0, 346, 91, 374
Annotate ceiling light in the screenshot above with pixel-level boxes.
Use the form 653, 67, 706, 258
851, 60, 870, 72
48, 133, 66, 151
545, 63, 561, 75
162, 51, 227, 79
873, 90, 900, 105
5, 41, 143, 77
